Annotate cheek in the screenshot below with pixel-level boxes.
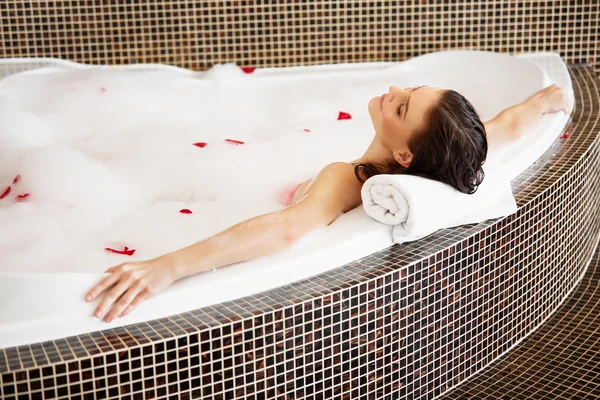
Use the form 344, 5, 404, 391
381, 115, 409, 147
381, 114, 397, 138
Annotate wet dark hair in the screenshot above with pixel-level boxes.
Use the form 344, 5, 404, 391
354, 89, 488, 194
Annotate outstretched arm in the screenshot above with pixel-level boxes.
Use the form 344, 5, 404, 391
85, 162, 362, 323
484, 84, 572, 149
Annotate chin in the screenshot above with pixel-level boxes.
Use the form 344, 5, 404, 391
368, 97, 378, 120
367, 97, 375, 111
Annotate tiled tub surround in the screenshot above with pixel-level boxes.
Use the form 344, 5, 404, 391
0, 65, 598, 399
438, 236, 600, 399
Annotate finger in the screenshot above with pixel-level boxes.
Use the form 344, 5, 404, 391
104, 282, 145, 323
95, 276, 136, 319
105, 263, 123, 273
561, 97, 571, 114
118, 289, 151, 318
85, 272, 122, 302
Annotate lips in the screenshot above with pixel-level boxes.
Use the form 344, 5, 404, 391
380, 94, 386, 110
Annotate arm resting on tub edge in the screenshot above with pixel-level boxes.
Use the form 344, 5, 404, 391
166, 162, 363, 280
484, 84, 572, 149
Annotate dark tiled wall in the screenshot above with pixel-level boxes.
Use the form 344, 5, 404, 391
0, 1, 598, 71
439, 238, 600, 399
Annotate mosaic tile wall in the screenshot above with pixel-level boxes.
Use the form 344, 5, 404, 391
438, 239, 600, 399
0, 1, 598, 72
0, 65, 598, 399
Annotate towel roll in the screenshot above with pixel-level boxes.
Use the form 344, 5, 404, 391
361, 157, 518, 243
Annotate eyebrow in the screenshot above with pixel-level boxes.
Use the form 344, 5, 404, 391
404, 85, 426, 121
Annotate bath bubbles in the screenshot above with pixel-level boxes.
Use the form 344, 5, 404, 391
0, 63, 387, 273
203, 63, 250, 86
13, 144, 139, 218
0, 93, 56, 149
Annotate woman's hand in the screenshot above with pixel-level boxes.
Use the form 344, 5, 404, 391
85, 257, 178, 323
486, 84, 573, 147
530, 84, 572, 115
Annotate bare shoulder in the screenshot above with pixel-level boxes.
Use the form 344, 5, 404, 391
320, 161, 359, 177
279, 162, 363, 238
305, 162, 363, 213
319, 162, 362, 189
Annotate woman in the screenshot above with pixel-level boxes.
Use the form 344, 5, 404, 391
85, 83, 571, 323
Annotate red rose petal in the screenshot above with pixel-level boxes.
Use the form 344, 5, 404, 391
100, 87, 106, 93
105, 246, 136, 256
560, 133, 569, 139
0, 186, 11, 200
15, 193, 29, 201
303, 129, 311, 132
225, 139, 245, 145
13, 175, 21, 184
193, 142, 207, 148
337, 111, 352, 120
241, 67, 255, 74
179, 208, 193, 214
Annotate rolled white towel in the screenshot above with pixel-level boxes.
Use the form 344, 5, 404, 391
360, 159, 517, 243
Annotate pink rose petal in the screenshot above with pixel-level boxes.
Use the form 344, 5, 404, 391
337, 111, 352, 120
303, 129, 311, 132
0, 186, 11, 200
225, 139, 245, 145
105, 246, 136, 256
15, 193, 29, 201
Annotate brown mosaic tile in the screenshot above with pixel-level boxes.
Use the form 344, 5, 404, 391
0, 1, 598, 73
440, 244, 600, 399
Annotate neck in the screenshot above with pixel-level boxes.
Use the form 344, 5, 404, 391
353, 137, 396, 168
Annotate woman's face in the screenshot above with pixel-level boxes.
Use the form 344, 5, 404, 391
368, 85, 443, 153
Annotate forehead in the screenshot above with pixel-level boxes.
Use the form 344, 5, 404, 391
405, 86, 442, 117
408, 86, 443, 102
400, 87, 443, 135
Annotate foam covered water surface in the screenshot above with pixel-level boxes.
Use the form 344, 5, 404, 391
1, 54, 549, 274
0, 64, 390, 273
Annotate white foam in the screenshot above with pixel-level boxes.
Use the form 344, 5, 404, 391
0, 63, 386, 274
0, 93, 56, 149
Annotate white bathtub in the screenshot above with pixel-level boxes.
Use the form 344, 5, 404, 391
0, 51, 573, 349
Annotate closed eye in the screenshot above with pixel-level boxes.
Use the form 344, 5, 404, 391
397, 85, 425, 119
396, 103, 406, 116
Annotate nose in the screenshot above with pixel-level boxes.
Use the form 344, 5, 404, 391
387, 86, 405, 102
